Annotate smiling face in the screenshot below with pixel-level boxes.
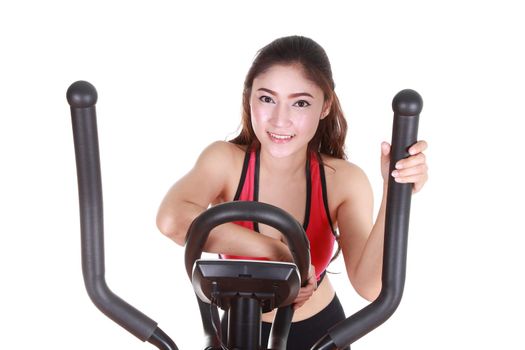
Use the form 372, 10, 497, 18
250, 64, 329, 159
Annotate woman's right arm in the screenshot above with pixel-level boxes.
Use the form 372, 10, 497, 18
156, 141, 291, 261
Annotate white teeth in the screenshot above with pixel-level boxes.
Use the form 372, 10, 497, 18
268, 132, 294, 140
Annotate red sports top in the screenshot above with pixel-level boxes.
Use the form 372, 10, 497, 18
222, 148, 337, 281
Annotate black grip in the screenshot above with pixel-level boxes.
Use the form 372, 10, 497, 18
184, 201, 311, 285
68, 81, 173, 347
312, 89, 422, 349
268, 304, 294, 349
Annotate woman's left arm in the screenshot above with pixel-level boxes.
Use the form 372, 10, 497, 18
337, 140, 428, 301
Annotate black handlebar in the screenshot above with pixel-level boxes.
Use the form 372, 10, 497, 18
311, 89, 422, 349
184, 201, 311, 284
185, 201, 311, 350
67, 81, 178, 350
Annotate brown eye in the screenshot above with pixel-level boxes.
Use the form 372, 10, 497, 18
259, 96, 274, 103
293, 100, 311, 108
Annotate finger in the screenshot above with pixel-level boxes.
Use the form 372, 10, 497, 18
295, 290, 308, 299
408, 140, 428, 155
295, 287, 316, 301
392, 163, 428, 179
296, 286, 316, 298
393, 173, 428, 186
395, 152, 426, 170
300, 287, 316, 296
294, 296, 310, 305
381, 142, 391, 156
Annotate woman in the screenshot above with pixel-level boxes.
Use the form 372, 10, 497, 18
157, 35, 428, 349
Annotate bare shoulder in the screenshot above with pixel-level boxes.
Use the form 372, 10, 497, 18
320, 154, 373, 209
320, 154, 371, 189
196, 141, 246, 169
194, 141, 247, 201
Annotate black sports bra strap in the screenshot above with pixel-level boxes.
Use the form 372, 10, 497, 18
233, 148, 252, 201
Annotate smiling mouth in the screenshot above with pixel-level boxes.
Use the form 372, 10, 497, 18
267, 131, 296, 141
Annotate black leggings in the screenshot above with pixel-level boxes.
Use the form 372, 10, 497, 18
221, 294, 349, 349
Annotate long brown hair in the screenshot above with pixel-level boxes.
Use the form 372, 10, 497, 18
230, 35, 348, 160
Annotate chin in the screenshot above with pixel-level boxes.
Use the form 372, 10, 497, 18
262, 144, 302, 159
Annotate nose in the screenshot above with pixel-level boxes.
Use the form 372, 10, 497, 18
269, 103, 292, 127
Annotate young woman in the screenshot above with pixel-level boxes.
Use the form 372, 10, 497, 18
156, 35, 428, 349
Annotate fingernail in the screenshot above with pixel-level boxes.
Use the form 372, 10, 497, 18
395, 162, 403, 169
392, 170, 399, 177
409, 148, 416, 155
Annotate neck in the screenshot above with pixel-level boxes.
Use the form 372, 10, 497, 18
259, 147, 309, 178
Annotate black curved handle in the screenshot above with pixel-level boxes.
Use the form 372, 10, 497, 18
312, 89, 422, 349
184, 201, 311, 284
68, 81, 177, 350
185, 201, 311, 349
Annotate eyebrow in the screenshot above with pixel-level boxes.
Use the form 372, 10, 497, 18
257, 88, 314, 99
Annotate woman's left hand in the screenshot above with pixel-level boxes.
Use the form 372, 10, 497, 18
381, 140, 429, 193
293, 264, 317, 310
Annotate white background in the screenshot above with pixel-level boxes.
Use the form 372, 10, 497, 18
1, 0, 523, 349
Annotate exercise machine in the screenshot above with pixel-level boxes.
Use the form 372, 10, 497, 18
67, 81, 422, 349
